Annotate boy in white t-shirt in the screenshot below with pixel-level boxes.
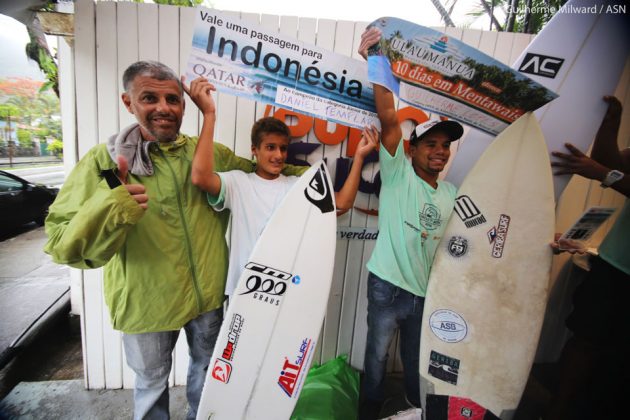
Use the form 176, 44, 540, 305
187, 76, 378, 296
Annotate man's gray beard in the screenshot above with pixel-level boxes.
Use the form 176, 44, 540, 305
155, 133, 178, 143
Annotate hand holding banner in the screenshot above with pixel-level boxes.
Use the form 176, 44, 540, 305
365, 17, 558, 135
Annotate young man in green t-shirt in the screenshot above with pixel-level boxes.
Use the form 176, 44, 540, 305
358, 27, 464, 419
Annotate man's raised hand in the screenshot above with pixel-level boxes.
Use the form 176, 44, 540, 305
358, 27, 382, 60
117, 155, 149, 210
182, 76, 217, 117
355, 125, 379, 158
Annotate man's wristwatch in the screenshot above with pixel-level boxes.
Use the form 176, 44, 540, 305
600, 169, 624, 188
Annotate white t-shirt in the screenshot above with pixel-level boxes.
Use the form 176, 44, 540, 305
208, 171, 299, 296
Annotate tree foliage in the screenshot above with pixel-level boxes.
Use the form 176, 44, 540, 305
25, 16, 59, 97
0, 78, 43, 100
467, 0, 567, 33
0, 77, 61, 155
47, 139, 63, 158
37, 49, 59, 95
17, 128, 33, 148
0, 104, 22, 120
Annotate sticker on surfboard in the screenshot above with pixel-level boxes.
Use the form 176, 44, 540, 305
486, 214, 511, 259
518, 52, 565, 79
426, 394, 500, 420
447, 236, 469, 258
454, 195, 487, 229
277, 337, 315, 398
428, 350, 460, 385
559, 206, 616, 244
429, 309, 468, 343
304, 163, 334, 213
211, 312, 245, 384
239, 262, 293, 307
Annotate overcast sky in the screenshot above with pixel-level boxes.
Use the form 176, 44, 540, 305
0, 14, 47, 80
210, 0, 486, 27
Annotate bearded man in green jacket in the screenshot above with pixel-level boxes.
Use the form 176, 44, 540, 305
44, 61, 304, 420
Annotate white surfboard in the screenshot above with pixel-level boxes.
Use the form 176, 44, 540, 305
196, 162, 337, 420
446, 0, 629, 201
419, 113, 555, 419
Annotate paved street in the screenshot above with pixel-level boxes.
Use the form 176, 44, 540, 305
2, 164, 66, 188
0, 226, 70, 355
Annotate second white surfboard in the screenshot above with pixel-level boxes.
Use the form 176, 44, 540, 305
196, 162, 337, 420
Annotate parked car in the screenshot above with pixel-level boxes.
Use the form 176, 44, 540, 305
0, 170, 59, 231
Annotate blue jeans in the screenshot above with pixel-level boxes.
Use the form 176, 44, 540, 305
363, 272, 424, 406
123, 308, 223, 420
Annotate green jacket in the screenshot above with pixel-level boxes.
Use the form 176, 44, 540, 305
45, 133, 303, 333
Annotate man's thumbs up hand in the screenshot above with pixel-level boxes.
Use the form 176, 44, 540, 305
117, 156, 149, 210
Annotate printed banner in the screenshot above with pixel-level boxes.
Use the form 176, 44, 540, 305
366, 17, 558, 135
337, 227, 379, 240
186, 7, 379, 129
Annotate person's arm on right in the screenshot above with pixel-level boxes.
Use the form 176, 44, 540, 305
552, 144, 630, 197
590, 96, 627, 171
551, 96, 629, 197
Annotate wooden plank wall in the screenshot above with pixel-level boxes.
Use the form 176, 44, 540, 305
65, 0, 628, 389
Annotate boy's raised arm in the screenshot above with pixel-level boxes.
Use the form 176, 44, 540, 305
335, 125, 379, 210
186, 76, 222, 195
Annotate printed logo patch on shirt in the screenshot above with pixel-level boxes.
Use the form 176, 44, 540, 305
419, 203, 442, 230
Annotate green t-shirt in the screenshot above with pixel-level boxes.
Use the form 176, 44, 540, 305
367, 141, 457, 297
598, 198, 630, 275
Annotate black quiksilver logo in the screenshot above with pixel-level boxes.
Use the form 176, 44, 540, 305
519, 53, 564, 79
304, 163, 334, 213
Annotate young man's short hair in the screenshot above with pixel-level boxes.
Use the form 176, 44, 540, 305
251, 117, 291, 148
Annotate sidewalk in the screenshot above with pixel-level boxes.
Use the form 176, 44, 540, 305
0, 373, 410, 419
0, 380, 189, 419
0, 227, 70, 361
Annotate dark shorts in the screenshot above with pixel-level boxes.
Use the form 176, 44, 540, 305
566, 256, 630, 348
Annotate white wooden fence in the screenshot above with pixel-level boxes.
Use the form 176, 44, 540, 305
58, 0, 629, 389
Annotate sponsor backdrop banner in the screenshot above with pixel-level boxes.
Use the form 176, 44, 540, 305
337, 227, 379, 240
366, 17, 558, 135
186, 7, 379, 129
